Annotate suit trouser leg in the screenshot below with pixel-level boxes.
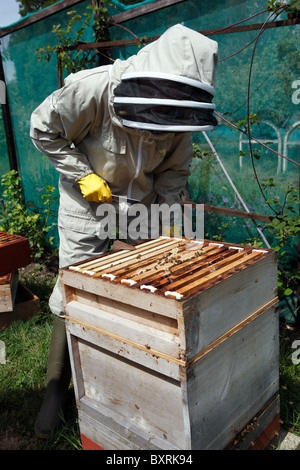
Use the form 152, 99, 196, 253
35, 227, 110, 438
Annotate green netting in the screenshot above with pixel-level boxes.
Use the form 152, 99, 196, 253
0, 0, 94, 241
0, 0, 299, 260
0, 106, 10, 181
108, 1, 300, 256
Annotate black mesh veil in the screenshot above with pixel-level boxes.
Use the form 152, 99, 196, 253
113, 75, 217, 132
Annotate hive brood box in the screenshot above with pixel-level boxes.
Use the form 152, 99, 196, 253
60, 237, 279, 450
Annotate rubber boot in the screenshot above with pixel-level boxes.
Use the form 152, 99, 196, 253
35, 315, 72, 439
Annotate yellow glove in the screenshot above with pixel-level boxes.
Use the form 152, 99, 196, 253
77, 173, 112, 203
162, 224, 181, 237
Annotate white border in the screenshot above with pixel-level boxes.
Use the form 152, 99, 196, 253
114, 97, 216, 109
121, 72, 215, 96
122, 119, 215, 131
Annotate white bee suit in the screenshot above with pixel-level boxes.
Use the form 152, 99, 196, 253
30, 24, 218, 316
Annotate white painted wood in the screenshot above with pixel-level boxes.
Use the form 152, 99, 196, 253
68, 304, 278, 450
226, 394, 280, 450
78, 402, 180, 450
66, 330, 85, 402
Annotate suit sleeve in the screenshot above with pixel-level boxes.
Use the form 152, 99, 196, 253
30, 77, 102, 183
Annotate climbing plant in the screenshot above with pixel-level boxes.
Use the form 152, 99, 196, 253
36, 1, 116, 74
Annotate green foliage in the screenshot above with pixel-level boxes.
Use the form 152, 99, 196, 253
36, 2, 116, 75
290, 0, 300, 10
261, 180, 300, 300
235, 112, 260, 132
16, 0, 57, 17
0, 170, 57, 260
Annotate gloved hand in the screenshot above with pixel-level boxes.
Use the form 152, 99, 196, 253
162, 224, 181, 237
77, 173, 112, 203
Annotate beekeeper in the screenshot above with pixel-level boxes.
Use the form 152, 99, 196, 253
30, 23, 218, 438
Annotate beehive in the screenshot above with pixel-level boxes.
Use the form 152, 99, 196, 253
60, 237, 279, 450
0, 232, 31, 276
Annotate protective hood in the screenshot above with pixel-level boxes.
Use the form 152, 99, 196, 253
111, 24, 218, 132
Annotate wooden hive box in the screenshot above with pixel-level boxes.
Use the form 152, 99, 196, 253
60, 237, 279, 450
0, 232, 31, 276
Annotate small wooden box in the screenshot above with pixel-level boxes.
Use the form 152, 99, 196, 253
60, 237, 279, 450
0, 232, 31, 276
0, 271, 19, 312
0, 282, 40, 331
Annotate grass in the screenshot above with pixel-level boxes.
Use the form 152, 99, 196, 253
0, 251, 299, 450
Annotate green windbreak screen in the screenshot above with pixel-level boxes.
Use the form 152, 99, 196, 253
108, 1, 300, 254
0, 106, 10, 180
0, 0, 299, 261
0, 0, 93, 238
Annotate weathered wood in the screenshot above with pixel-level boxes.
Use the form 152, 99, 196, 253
65, 300, 181, 359
65, 303, 278, 450
61, 238, 273, 302
65, 317, 182, 381
0, 282, 40, 330
226, 394, 280, 450
61, 236, 279, 450
69, 287, 178, 335
184, 306, 279, 449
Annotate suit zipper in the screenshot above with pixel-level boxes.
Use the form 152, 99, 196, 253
127, 135, 143, 202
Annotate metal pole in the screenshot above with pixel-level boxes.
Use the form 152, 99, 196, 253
202, 131, 271, 248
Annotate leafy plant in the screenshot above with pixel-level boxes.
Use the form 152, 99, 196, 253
261, 180, 300, 307
266, 0, 300, 12
0, 170, 58, 260
36, 2, 116, 75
